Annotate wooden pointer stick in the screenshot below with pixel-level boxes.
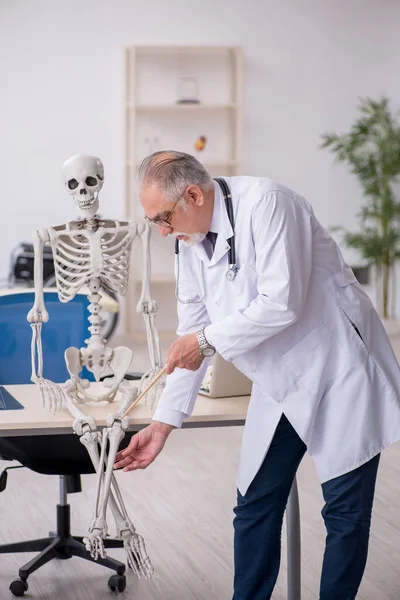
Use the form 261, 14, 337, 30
121, 366, 167, 419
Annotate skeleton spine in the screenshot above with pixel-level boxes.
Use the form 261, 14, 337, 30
85, 218, 103, 343
87, 277, 104, 344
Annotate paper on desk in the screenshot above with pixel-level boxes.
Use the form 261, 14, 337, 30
0, 387, 24, 410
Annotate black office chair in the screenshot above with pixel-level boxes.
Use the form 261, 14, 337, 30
0, 432, 138, 596
0, 291, 142, 596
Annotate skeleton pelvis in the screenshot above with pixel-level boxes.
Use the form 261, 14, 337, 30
81, 346, 114, 381
65, 344, 133, 385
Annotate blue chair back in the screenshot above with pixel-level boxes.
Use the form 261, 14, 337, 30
0, 291, 93, 384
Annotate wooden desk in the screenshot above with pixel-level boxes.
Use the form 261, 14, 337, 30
0, 384, 250, 437
0, 385, 300, 599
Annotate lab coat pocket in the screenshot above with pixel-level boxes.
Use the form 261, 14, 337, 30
282, 321, 345, 396
328, 267, 374, 354
229, 262, 258, 308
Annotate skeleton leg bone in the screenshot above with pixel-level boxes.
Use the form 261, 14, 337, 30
57, 379, 97, 434
82, 424, 125, 558
79, 427, 153, 577
81, 429, 108, 560
77, 381, 153, 576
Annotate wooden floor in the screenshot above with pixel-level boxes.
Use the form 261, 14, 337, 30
1, 334, 400, 599
1, 426, 400, 599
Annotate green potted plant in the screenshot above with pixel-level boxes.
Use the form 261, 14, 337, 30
321, 97, 400, 332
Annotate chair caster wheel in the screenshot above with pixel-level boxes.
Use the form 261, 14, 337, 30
10, 578, 28, 597
108, 574, 126, 593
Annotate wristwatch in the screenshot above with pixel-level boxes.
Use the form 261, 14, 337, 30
196, 328, 216, 357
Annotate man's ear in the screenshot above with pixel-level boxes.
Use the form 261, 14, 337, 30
185, 185, 204, 207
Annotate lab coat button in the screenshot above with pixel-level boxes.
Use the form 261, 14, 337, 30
215, 301, 219, 306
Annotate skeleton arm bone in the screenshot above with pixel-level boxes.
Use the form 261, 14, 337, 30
136, 223, 158, 316
139, 314, 165, 406
27, 228, 66, 405
27, 229, 50, 323
27, 229, 49, 381
30, 321, 65, 411
136, 223, 164, 402
144, 312, 162, 370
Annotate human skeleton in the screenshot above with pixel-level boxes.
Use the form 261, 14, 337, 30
27, 154, 165, 578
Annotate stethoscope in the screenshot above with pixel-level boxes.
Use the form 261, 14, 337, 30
175, 177, 238, 304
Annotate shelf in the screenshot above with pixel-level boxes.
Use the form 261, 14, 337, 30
133, 45, 238, 56
134, 103, 238, 113
124, 44, 242, 336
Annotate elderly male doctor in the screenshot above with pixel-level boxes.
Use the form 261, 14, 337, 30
115, 151, 400, 600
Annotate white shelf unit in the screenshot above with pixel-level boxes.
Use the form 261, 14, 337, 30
124, 45, 243, 337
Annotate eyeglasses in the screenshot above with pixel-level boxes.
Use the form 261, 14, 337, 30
144, 200, 179, 228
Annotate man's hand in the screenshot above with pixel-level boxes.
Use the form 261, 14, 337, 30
114, 421, 174, 472
165, 332, 204, 375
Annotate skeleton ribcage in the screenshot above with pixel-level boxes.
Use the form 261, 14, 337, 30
50, 228, 134, 302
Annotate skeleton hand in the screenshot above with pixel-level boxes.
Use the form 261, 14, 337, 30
27, 305, 49, 323
139, 366, 166, 407
34, 378, 65, 413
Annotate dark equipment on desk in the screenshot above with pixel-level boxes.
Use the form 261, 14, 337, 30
9, 243, 55, 287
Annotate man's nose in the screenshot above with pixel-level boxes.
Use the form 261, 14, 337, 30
158, 225, 172, 237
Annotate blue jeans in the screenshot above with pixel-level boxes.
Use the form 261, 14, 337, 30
233, 415, 380, 600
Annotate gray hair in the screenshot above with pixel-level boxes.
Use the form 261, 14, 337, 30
137, 151, 213, 202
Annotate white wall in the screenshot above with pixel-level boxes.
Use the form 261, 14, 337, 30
1, 0, 399, 299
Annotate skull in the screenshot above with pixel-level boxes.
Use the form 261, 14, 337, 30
62, 154, 104, 218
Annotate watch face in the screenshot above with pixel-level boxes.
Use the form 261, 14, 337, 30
202, 347, 216, 357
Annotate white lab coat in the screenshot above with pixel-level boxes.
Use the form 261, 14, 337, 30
153, 177, 400, 496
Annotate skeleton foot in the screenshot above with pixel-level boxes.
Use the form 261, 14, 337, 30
118, 526, 154, 579
83, 517, 108, 560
